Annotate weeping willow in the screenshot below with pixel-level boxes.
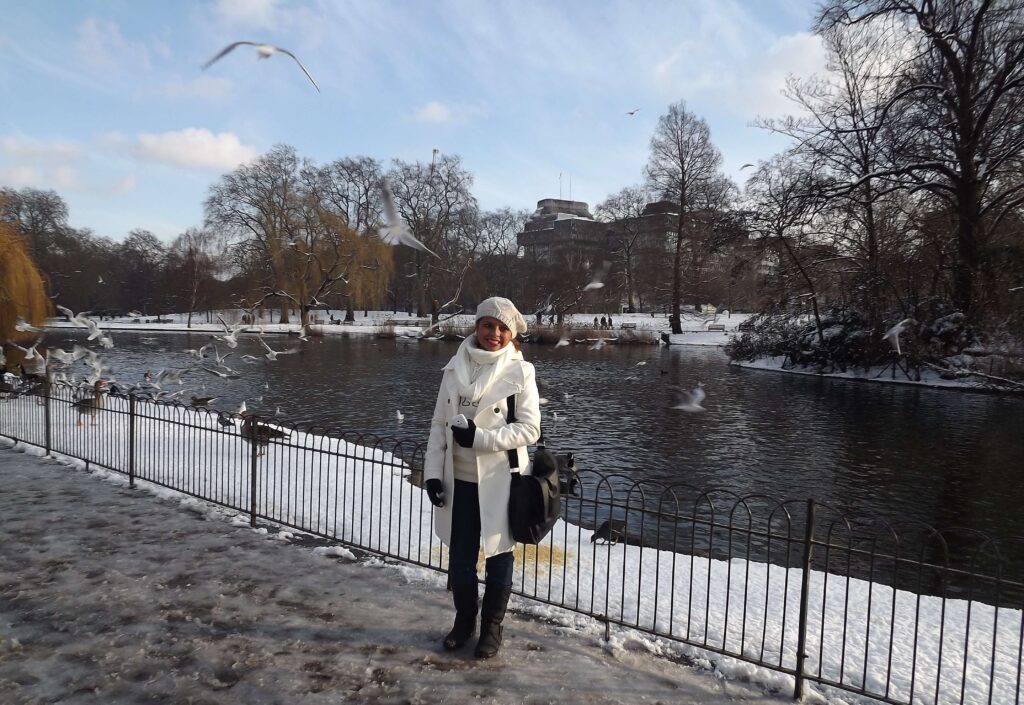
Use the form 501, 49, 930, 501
0, 208, 51, 355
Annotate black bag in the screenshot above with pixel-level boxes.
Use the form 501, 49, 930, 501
505, 394, 561, 544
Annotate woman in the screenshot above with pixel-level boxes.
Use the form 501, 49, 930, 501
423, 296, 541, 658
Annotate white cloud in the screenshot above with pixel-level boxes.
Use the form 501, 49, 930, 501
0, 164, 42, 188
410, 100, 487, 125
155, 75, 234, 102
213, 0, 281, 29
412, 101, 453, 124
741, 32, 828, 116
132, 128, 258, 171
0, 136, 81, 163
653, 30, 827, 119
75, 17, 151, 73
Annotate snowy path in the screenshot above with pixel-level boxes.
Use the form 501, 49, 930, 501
0, 447, 779, 705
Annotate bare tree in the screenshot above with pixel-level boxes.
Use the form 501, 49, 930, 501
385, 154, 478, 320
745, 154, 831, 345
596, 186, 651, 313
645, 101, 735, 332
818, 0, 1024, 316
204, 144, 307, 323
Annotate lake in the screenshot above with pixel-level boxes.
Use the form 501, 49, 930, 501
43, 329, 1024, 540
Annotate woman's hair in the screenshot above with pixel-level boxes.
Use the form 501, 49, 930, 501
511, 338, 521, 352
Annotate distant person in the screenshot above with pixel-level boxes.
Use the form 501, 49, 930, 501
608, 315, 613, 328
422, 297, 541, 659
593, 316, 599, 328
600, 316, 607, 328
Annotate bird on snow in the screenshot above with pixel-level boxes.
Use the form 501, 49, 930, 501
240, 412, 290, 457
378, 180, 439, 257
669, 383, 706, 412
72, 380, 107, 427
591, 519, 627, 544
201, 41, 320, 92
882, 318, 916, 356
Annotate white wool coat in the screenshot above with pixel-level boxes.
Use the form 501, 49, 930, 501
423, 353, 542, 558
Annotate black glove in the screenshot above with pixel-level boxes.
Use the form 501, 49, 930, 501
451, 419, 477, 448
425, 478, 445, 507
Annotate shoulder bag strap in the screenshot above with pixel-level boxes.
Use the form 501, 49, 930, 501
506, 394, 518, 469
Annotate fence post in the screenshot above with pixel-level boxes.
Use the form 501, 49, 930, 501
43, 385, 52, 457
249, 438, 258, 527
794, 498, 816, 701
128, 393, 136, 489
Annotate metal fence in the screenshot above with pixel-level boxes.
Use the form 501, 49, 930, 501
1, 382, 1021, 705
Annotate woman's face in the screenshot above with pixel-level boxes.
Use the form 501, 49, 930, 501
475, 317, 513, 351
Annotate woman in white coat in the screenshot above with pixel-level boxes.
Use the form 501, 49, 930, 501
423, 297, 541, 658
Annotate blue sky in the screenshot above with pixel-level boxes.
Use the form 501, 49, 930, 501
0, 0, 827, 242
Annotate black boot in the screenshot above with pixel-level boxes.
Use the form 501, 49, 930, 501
443, 580, 478, 650
474, 584, 512, 659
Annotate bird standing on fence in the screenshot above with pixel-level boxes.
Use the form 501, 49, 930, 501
240, 412, 289, 457
72, 380, 107, 426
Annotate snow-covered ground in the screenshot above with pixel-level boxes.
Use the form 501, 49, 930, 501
0, 445, 780, 705
1, 391, 1019, 705
733, 355, 1016, 392
43, 309, 753, 347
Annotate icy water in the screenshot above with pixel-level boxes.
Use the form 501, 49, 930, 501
44, 329, 1024, 539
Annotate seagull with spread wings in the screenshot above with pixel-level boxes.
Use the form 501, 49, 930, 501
378, 180, 439, 258
669, 383, 706, 412
202, 41, 320, 92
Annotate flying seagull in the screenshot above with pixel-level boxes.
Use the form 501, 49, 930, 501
882, 318, 916, 356
583, 261, 611, 291
378, 180, 439, 258
669, 383, 706, 412
202, 41, 320, 92
14, 316, 44, 333
740, 163, 755, 170
626, 108, 640, 116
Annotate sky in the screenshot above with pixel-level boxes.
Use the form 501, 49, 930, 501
0, 0, 829, 243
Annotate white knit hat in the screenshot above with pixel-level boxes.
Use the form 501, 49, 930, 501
475, 296, 527, 337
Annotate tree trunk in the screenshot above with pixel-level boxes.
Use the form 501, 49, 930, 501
953, 181, 980, 315
670, 212, 684, 334
279, 301, 289, 324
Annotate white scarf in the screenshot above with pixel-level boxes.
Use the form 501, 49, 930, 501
449, 336, 517, 403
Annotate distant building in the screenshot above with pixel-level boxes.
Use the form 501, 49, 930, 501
517, 199, 607, 260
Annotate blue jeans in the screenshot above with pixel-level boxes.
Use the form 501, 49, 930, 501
449, 480, 514, 587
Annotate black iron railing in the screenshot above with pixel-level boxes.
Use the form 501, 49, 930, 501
1, 382, 1021, 705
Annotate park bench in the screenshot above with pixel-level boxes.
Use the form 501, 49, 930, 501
620, 322, 637, 330
706, 323, 727, 332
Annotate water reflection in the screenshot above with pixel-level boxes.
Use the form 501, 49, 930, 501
50, 329, 1024, 539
